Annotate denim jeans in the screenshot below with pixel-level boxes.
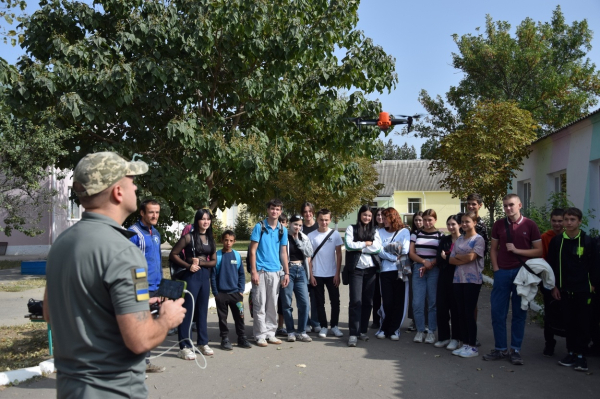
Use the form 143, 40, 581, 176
490, 268, 527, 351
412, 263, 439, 333
179, 267, 211, 348
282, 265, 309, 334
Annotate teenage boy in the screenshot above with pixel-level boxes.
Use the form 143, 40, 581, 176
484, 194, 542, 365
128, 199, 165, 373
308, 209, 344, 338
302, 201, 321, 333
540, 208, 564, 356
211, 230, 252, 350
547, 208, 599, 372
249, 199, 290, 347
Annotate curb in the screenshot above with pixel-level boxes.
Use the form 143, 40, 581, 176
0, 359, 55, 387
482, 275, 542, 313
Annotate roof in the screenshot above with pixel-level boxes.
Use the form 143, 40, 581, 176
534, 107, 600, 144
374, 160, 446, 195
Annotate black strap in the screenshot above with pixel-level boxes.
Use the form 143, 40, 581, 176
504, 218, 541, 277
390, 230, 399, 242
312, 229, 336, 258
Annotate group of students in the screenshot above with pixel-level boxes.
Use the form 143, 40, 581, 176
165, 194, 599, 372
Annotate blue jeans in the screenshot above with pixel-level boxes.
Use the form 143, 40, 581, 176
491, 268, 527, 351
412, 263, 439, 333
282, 265, 309, 334
179, 267, 210, 348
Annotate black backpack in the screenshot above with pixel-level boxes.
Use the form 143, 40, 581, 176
246, 220, 284, 273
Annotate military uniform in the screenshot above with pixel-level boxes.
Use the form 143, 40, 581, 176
46, 151, 151, 398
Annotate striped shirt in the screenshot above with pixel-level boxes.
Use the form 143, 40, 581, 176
410, 230, 443, 259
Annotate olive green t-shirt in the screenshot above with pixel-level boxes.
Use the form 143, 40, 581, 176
46, 212, 151, 399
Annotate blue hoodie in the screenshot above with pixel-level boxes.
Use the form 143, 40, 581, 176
129, 220, 162, 291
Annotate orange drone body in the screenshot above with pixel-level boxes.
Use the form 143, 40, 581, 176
377, 112, 392, 130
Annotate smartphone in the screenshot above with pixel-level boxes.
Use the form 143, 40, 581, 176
156, 279, 187, 299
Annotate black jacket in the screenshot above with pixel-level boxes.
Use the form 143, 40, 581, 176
436, 234, 455, 271
547, 230, 599, 293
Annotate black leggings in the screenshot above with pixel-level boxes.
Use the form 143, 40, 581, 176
453, 283, 481, 347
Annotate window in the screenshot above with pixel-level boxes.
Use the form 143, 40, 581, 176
68, 187, 82, 220
523, 181, 532, 211
408, 198, 421, 214
460, 199, 468, 213
554, 172, 567, 195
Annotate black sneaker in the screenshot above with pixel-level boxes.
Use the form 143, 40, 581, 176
558, 353, 577, 367
509, 349, 524, 365
574, 356, 588, 371
221, 338, 233, 351
370, 322, 380, 330
237, 337, 252, 349
543, 342, 555, 357
483, 349, 508, 361
275, 328, 287, 337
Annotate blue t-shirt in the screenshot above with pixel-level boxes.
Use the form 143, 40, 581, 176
250, 220, 288, 272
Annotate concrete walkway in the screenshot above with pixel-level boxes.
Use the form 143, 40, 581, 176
2, 283, 600, 398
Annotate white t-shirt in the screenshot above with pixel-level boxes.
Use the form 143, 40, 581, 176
308, 228, 343, 277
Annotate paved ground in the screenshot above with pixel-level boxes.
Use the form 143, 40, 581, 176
0, 268, 46, 326
2, 281, 600, 398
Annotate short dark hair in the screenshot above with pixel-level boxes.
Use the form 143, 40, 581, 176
563, 207, 583, 221
266, 198, 283, 209
279, 214, 288, 223
140, 199, 160, 213
316, 208, 331, 218
550, 208, 565, 218
466, 193, 483, 205
221, 229, 235, 240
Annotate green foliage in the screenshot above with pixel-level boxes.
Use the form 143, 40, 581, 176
378, 139, 417, 160
233, 206, 252, 241
211, 217, 225, 244
522, 192, 596, 234
413, 6, 600, 139
0, 82, 74, 236
419, 138, 439, 160
430, 100, 538, 223
0, 0, 27, 46
6, 0, 397, 228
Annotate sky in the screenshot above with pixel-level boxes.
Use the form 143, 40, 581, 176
2, 1, 600, 156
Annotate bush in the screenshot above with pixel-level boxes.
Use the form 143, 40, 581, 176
522, 192, 596, 234
212, 217, 225, 243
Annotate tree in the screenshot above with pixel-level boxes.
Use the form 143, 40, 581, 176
264, 157, 382, 223
419, 138, 438, 160
0, 76, 74, 236
414, 6, 600, 140
233, 205, 252, 241
0, 0, 26, 46
430, 100, 537, 223
380, 139, 416, 160
5, 0, 397, 227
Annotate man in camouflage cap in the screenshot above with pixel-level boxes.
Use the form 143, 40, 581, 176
43, 151, 186, 398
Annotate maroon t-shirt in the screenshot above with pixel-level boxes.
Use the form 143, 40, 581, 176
491, 216, 541, 270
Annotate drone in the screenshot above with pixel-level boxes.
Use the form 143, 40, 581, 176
347, 112, 424, 132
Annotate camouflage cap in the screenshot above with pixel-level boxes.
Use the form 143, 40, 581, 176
73, 152, 148, 197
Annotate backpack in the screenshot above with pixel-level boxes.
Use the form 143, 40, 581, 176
246, 220, 284, 273
215, 249, 243, 275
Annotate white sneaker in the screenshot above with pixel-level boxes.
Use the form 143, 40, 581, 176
446, 339, 459, 351
297, 333, 312, 342
459, 346, 479, 358
425, 332, 436, 344
288, 333, 296, 342
199, 345, 214, 356
318, 328, 328, 338
267, 336, 282, 345
375, 331, 386, 339
413, 332, 424, 343
256, 338, 268, 347
453, 345, 469, 356
390, 334, 400, 341
434, 339, 450, 348
331, 326, 344, 337
178, 347, 196, 360
348, 336, 357, 347
358, 333, 369, 341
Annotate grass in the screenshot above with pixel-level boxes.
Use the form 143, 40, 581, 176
0, 323, 51, 372
0, 279, 47, 292
0, 260, 21, 270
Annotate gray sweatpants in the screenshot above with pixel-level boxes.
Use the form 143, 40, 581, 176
252, 271, 281, 340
